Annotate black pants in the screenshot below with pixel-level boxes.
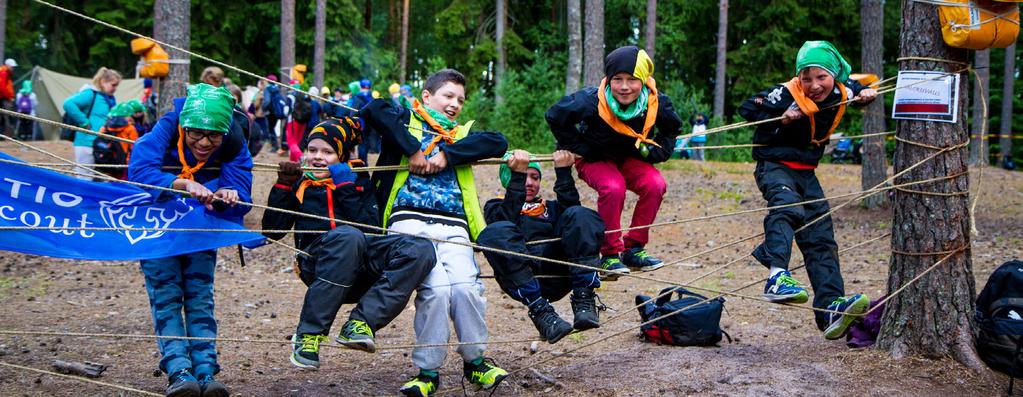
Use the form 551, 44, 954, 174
478, 206, 603, 303
295, 226, 435, 335
752, 161, 844, 330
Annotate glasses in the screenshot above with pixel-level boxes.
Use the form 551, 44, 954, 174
185, 129, 224, 143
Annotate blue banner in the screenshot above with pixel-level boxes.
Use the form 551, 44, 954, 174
0, 152, 264, 260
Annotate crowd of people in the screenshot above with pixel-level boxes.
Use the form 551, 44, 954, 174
36, 41, 878, 397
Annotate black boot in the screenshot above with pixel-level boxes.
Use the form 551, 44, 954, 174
571, 288, 600, 330
527, 298, 574, 344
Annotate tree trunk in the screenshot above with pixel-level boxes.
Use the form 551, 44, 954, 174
999, 43, 1015, 166
565, 0, 582, 94
314, 0, 326, 89
877, 0, 983, 371
860, 0, 887, 208
399, 0, 410, 84
582, 0, 604, 87
495, 0, 506, 104
280, 0, 295, 79
153, 0, 190, 117
0, 0, 7, 60
644, 0, 656, 60
364, 0, 373, 31
969, 49, 990, 165
712, 0, 728, 118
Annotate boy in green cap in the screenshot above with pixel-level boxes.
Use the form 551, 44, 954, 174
737, 40, 877, 340
129, 83, 252, 397
93, 102, 140, 179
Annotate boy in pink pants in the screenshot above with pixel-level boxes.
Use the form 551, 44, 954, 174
546, 46, 682, 279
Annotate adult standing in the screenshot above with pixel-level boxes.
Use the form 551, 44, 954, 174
546, 46, 681, 277
689, 112, 708, 161
0, 59, 17, 136
63, 67, 121, 180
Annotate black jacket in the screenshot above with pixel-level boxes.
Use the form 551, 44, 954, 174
261, 168, 378, 250
358, 98, 509, 224
546, 87, 682, 163
483, 167, 580, 243
738, 80, 867, 165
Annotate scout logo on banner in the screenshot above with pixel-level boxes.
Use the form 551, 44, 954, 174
0, 152, 263, 260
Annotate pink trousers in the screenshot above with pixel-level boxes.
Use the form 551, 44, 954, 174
575, 157, 667, 256
285, 121, 307, 162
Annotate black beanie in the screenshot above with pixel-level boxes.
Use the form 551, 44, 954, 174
302, 118, 363, 160
604, 46, 654, 82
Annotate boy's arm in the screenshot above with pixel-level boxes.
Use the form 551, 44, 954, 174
441, 130, 509, 166
62, 91, 91, 128
128, 116, 179, 190
546, 89, 597, 158
359, 98, 420, 155
646, 93, 684, 163
484, 171, 528, 224
328, 163, 381, 230
206, 146, 254, 219
261, 184, 298, 241
738, 85, 789, 122
552, 167, 581, 208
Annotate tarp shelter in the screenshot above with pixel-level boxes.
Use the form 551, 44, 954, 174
30, 66, 145, 140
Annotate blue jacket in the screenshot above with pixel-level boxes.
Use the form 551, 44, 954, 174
63, 88, 116, 147
128, 97, 254, 223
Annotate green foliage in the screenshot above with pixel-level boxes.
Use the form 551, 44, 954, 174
490, 55, 565, 153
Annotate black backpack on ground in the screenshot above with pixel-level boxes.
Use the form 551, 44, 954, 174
977, 259, 1023, 394
292, 94, 313, 124
61, 91, 97, 141
636, 287, 730, 347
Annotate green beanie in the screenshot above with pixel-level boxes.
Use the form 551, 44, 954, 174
19, 81, 31, 94
348, 81, 361, 94
498, 151, 542, 188
126, 99, 146, 114
794, 40, 851, 83
180, 83, 235, 134
107, 102, 134, 118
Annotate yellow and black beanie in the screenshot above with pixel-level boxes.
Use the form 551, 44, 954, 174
302, 118, 363, 160
604, 45, 654, 82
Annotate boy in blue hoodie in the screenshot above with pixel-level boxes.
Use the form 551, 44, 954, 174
129, 83, 252, 397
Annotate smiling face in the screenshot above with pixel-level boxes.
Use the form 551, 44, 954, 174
303, 139, 341, 179
183, 128, 224, 162
799, 67, 835, 102
524, 168, 541, 202
421, 82, 465, 122
609, 72, 644, 106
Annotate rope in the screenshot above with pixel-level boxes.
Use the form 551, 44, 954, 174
0, 361, 161, 396
0, 108, 133, 144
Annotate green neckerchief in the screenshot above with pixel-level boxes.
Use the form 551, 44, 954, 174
413, 104, 458, 131
604, 85, 649, 121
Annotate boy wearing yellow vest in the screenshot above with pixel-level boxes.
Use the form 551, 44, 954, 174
737, 41, 877, 340
360, 69, 509, 396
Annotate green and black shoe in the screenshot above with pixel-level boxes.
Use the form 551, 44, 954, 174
400, 370, 440, 397
336, 319, 376, 353
290, 333, 328, 370
599, 254, 630, 281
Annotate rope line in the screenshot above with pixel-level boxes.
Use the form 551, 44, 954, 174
0, 361, 161, 396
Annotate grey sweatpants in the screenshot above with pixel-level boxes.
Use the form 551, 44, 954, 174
390, 219, 488, 371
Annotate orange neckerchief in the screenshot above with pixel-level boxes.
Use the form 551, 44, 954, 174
176, 125, 206, 181
782, 77, 847, 146
296, 176, 337, 229
412, 99, 458, 154
596, 77, 661, 149
520, 198, 548, 218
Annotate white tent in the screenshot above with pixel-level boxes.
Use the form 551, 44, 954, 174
31, 66, 145, 140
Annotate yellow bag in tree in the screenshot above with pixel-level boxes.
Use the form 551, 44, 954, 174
938, 0, 1020, 50
290, 64, 307, 85
130, 38, 170, 78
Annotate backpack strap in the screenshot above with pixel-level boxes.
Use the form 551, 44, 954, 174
989, 298, 1023, 317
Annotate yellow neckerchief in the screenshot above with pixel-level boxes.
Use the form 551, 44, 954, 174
411, 99, 458, 154
176, 125, 206, 181
520, 198, 548, 218
596, 76, 661, 149
782, 77, 848, 146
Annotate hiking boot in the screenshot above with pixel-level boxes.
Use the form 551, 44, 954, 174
463, 358, 508, 391
622, 247, 665, 272
400, 371, 439, 397
336, 319, 376, 353
824, 294, 871, 340
290, 333, 328, 370
763, 270, 810, 304
527, 298, 574, 344
165, 370, 200, 397
197, 373, 229, 397
599, 254, 630, 281
570, 287, 601, 330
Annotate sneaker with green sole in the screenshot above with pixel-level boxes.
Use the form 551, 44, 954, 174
823, 294, 870, 340
400, 371, 439, 397
622, 247, 665, 272
763, 270, 810, 304
463, 358, 508, 391
290, 333, 328, 370
336, 319, 376, 353
599, 255, 630, 281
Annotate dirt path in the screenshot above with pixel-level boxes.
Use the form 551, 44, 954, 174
0, 141, 1019, 396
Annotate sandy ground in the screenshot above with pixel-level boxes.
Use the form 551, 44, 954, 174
0, 140, 1020, 396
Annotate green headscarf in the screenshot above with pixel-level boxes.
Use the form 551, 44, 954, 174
19, 81, 31, 94
498, 151, 541, 188
795, 40, 851, 83
348, 81, 361, 95
107, 102, 134, 118
179, 83, 235, 134
126, 99, 146, 114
